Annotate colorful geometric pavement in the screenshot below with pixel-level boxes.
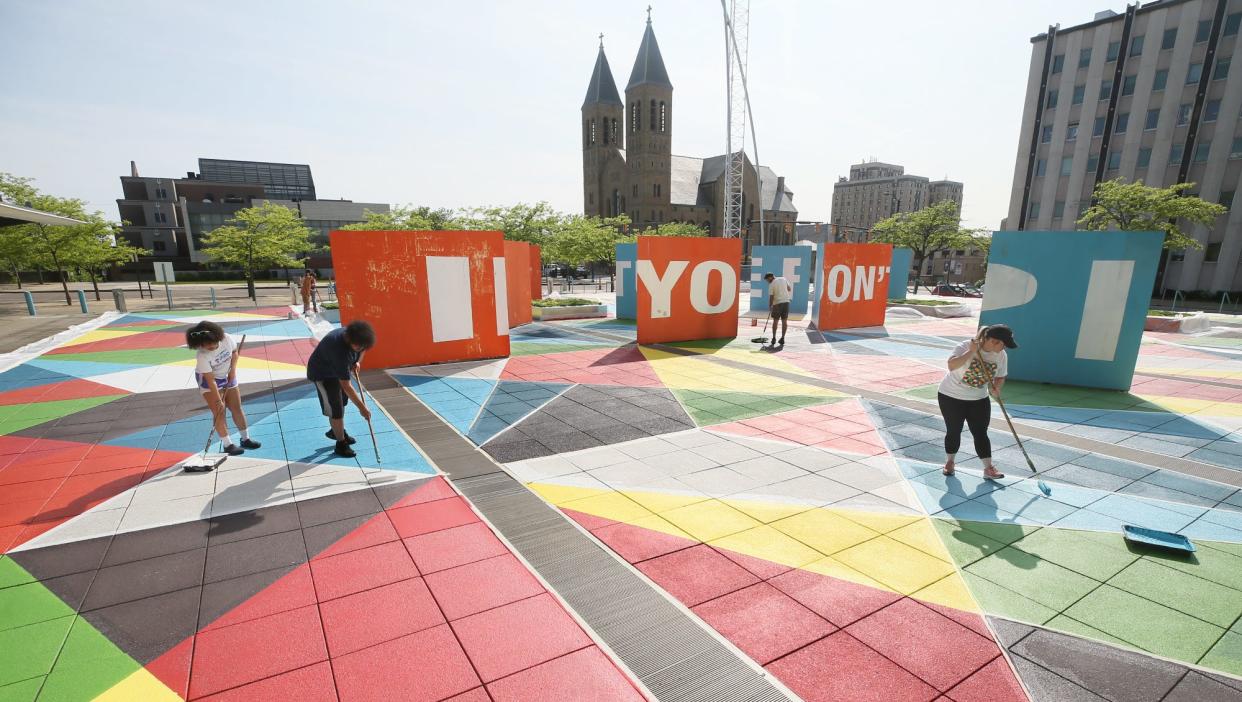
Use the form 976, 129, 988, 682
0, 308, 642, 701
393, 314, 1242, 701
5, 306, 1242, 700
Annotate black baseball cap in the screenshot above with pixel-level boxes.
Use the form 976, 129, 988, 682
983, 324, 1018, 349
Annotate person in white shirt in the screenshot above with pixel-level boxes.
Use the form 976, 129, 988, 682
763, 272, 794, 346
185, 321, 261, 456
937, 324, 1017, 480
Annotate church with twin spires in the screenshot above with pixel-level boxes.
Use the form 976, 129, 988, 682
580, 12, 798, 253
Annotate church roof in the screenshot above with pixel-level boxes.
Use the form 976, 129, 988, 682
582, 45, 623, 108
627, 19, 672, 91
672, 154, 797, 214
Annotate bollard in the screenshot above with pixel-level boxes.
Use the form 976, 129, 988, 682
76, 289, 89, 313
165, 283, 173, 310
112, 288, 127, 313
23, 291, 36, 316
210, 287, 217, 308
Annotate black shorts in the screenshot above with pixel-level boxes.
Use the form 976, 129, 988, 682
312, 378, 349, 419
770, 302, 789, 320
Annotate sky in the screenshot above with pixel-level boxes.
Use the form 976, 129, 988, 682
1, 0, 1116, 231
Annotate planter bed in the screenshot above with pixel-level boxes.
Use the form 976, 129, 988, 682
1144, 312, 1209, 333
888, 302, 972, 318
532, 304, 608, 321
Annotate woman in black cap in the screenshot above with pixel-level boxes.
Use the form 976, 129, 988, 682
937, 324, 1018, 479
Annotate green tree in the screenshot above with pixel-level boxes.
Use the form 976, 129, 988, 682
649, 221, 708, 237
548, 214, 631, 267
869, 200, 978, 293
0, 228, 37, 288
464, 202, 563, 245
65, 217, 143, 300
1, 173, 95, 303
339, 205, 463, 232
1078, 178, 1226, 250
202, 202, 313, 300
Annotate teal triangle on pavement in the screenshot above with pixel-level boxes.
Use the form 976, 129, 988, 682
395, 376, 497, 434
468, 380, 571, 446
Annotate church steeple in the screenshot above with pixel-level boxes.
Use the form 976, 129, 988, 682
626, 12, 672, 91
582, 38, 624, 218
583, 40, 623, 108
623, 10, 672, 229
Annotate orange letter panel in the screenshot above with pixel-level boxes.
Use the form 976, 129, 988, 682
529, 244, 542, 301
636, 236, 742, 345
503, 240, 533, 328
813, 242, 893, 331
329, 230, 510, 368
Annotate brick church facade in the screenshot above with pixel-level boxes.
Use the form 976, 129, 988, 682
581, 15, 799, 254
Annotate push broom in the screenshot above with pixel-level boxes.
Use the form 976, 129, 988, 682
353, 367, 381, 464
184, 335, 247, 472
751, 313, 772, 344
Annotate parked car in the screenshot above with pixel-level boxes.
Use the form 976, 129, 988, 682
930, 284, 961, 296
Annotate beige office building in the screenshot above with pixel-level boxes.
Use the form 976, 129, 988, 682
1004, 0, 1242, 292
830, 161, 963, 237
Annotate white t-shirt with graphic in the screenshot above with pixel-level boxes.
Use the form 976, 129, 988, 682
938, 339, 1007, 401
770, 276, 793, 304
195, 333, 238, 379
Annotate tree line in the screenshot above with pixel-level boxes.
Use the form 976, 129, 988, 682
0, 173, 144, 304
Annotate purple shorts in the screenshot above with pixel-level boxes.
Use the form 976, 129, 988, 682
197, 373, 239, 393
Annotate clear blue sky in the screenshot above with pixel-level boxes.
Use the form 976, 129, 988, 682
1, 0, 1111, 230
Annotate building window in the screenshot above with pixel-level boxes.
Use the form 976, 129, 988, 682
1215, 56, 1231, 80
1227, 12, 1241, 36
1121, 74, 1136, 96
1162, 27, 1178, 50
1205, 243, 1221, 262
653, 183, 659, 197
1107, 41, 1120, 62
1153, 69, 1168, 91
1067, 122, 1079, 141
1194, 141, 1211, 163
1079, 47, 1092, 68
659, 102, 666, 132
1099, 79, 1113, 100
1143, 108, 1158, 131
1129, 35, 1144, 56
590, 119, 596, 145
1137, 148, 1152, 168
632, 184, 638, 197
631, 102, 640, 132
1107, 152, 1121, 170
1072, 84, 1085, 104
1092, 116, 1106, 137
1115, 112, 1129, 133
1221, 191, 1235, 208
649, 100, 657, 130
1053, 200, 1066, 219
1029, 201, 1040, 219
1051, 54, 1065, 73
650, 210, 655, 223
1170, 143, 1184, 163
1187, 63, 1202, 84
1041, 125, 1053, 143
1205, 100, 1221, 122
1035, 158, 1047, 176
152, 240, 166, 252
1061, 156, 1074, 175
1196, 19, 1212, 43
1232, 137, 1242, 159
1177, 103, 1192, 126
1046, 89, 1058, 109
1087, 153, 1100, 171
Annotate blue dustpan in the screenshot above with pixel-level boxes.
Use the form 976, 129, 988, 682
1122, 525, 1196, 553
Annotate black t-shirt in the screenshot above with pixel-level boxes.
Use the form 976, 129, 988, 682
306, 328, 360, 381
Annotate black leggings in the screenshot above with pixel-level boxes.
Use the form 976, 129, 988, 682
937, 393, 992, 459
